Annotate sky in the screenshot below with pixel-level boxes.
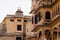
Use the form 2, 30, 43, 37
0, 0, 31, 22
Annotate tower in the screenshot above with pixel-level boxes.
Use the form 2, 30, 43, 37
31, 0, 60, 25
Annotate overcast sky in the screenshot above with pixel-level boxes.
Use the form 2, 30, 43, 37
0, 0, 31, 22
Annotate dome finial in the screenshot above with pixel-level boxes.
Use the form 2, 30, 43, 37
18, 6, 21, 10
16, 6, 23, 14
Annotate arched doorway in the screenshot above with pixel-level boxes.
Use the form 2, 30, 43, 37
53, 27, 58, 40
53, 31, 57, 40
45, 11, 51, 19
45, 30, 51, 40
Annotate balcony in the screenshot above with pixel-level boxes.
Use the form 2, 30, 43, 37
43, 19, 51, 25
44, 19, 51, 22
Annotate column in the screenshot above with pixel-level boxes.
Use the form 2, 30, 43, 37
37, 33, 39, 40
42, 30, 45, 40
51, 31, 53, 40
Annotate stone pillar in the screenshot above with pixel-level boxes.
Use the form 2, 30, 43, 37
51, 31, 53, 40
56, 31, 58, 40
37, 33, 39, 40
42, 29, 45, 40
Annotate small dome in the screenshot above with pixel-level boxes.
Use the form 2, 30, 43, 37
16, 9, 23, 13
15, 8, 23, 17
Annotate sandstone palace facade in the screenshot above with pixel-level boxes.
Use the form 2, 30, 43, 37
0, 0, 60, 40
28, 0, 60, 40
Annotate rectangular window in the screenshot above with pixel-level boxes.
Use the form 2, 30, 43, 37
17, 19, 21, 22
10, 19, 14, 22
24, 20, 27, 22
16, 37, 22, 40
35, 15, 38, 24
17, 25, 22, 31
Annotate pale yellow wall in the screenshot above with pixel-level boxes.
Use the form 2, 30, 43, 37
0, 36, 15, 40
26, 18, 33, 36
26, 22, 32, 35
26, 22, 34, 40
4, 18, 24, 33
0, 36, 23, 40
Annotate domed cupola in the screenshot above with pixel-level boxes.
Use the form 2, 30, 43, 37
15, 8, 23, 16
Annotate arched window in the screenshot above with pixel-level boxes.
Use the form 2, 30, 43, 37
54, 27, 58, 30
45, 11, 51, 19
